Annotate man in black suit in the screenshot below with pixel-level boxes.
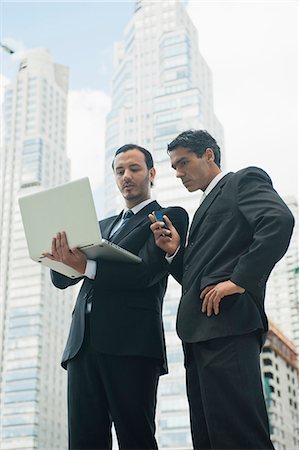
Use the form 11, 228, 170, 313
150, 130, 294, 450
46, 144, 188, 450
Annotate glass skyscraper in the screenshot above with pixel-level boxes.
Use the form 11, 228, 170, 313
0, 49, 73, 450
104, 1, 223, 447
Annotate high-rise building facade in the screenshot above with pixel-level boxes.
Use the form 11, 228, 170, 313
261, 321, 299, 450
104, 1, 223, 447
0, 49, 73, 450
265, 197, 299, 356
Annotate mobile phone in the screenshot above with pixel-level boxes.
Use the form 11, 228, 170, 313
152, 210, 171, 237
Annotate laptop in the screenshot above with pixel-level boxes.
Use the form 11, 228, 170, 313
18, 177, 141, 278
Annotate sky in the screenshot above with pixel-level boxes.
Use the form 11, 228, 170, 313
1, 0, 298, 216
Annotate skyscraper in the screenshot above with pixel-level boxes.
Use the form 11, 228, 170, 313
265, 197, 299, 356
261, 321, 299, 449
0, 49, 73, 450
104, 1, 223, 447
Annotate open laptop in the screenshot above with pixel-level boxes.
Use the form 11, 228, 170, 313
18, 177, 141, 278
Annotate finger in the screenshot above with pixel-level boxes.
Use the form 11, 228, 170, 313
201, 287, 214, 311
148, 213, 155, 224
201, 289, 212, 312
150, 221, 166, 232
207, 291, 218, 317
42, 252, 55, 260
163, 215, 174, 231
155, 232, 172, 243
56, 232, 62, 256
152, 227, 172, 241
200, 285, 215, 300
51, 237, 58, 257
61, 232, 70, 257
203, 289, 217, 316
213, 297, 221, 315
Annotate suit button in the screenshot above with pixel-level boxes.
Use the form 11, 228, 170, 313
184, 264, 189, 272
189, 242, 194, 247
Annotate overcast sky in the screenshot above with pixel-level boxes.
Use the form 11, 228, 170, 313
1, 1, 298, 210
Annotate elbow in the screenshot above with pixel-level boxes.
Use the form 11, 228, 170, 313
282, 209, 295, 236
50, 271, 69, 289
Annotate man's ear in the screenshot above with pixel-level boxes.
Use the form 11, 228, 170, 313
149, 167, 156, 184
205, 148, 215, 162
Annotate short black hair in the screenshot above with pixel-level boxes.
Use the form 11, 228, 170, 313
167, 129, 221, 168
112, 144, 154, 170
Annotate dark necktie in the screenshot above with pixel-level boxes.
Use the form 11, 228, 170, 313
111, 209, 134, 239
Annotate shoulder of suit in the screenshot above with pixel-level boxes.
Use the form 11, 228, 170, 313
159, 205, 188, 218
235, 166, 272, 185
99, 215, 118, 226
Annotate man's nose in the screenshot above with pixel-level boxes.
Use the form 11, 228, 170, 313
123, 170, 132, 179
176, 169, 183, 178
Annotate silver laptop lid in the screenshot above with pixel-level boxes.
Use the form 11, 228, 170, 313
18, 178, 102, 260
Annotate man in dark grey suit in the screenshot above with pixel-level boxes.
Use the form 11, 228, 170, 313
150, 130, 294, 450
46, 144, 188, 450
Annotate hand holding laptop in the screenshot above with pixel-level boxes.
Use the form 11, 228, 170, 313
42, 231, 87, 275
18, 178, 141, 278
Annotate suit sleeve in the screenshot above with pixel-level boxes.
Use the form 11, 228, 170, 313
93, 207, 188, 290
230, 167, 294, 296
165, 246, 185, 285
50, 271, 84, 289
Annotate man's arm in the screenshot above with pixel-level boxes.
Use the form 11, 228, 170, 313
49, 207, 188, 290
200, 167, 294, 316
149, 214, 185, 284
92, 206, 188, 290
230, 167, 294, 295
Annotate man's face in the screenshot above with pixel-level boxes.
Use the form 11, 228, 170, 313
170, 146, 216, 192
114, 149, 155, 207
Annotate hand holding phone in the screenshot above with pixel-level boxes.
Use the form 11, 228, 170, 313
152, 211, 172, 237
149, 211, 181, 256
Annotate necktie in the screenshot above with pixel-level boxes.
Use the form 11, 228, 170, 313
111, 209, 134, 239
121, 209, 134, 225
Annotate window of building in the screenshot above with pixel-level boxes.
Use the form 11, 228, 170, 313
263, 358, 272, 366
21, 138, 43, 187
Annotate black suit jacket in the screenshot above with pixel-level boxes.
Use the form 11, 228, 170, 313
170, 167, 294, 343
51, 201, 188, 374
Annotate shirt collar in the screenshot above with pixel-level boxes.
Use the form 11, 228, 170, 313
123, 198, 154, 216
204, 171, 227, 197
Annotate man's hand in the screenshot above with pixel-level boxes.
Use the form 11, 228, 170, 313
42, 231, 87, 274
149, 214, 180, 256
200, 280, 245, 317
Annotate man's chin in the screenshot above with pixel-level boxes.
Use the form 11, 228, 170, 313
186, 185, 200, 193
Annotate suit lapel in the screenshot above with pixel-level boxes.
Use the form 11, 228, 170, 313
110, 200, 160, 243
189, 173, 233, 239
100, 212, 122, 240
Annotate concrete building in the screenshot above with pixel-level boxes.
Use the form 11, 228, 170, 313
104, 1, 223, 447
0, 49, 73, 450
261, 321, 299, 450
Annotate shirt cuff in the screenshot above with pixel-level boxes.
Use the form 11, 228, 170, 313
84, 260, 97, 279
165, 246, 181, 264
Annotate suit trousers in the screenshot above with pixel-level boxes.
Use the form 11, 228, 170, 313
67, 315, 160, 450
185, 331, 275, 450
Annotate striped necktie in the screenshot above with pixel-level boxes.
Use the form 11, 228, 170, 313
122, 209, 134, 225
111, 209, 134, 239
